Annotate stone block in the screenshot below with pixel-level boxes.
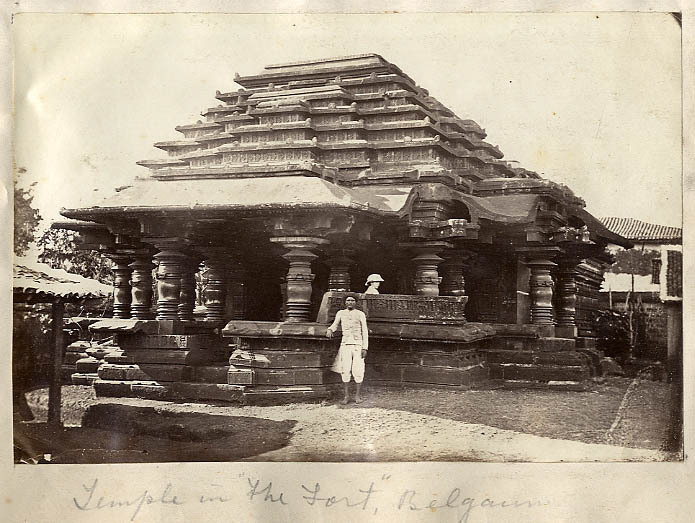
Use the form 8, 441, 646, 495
85, 346, 111, 360
104, 351, 130, 363
75, 357, 100, 373
71, 372, 98, 385
367, 351, 422, 365
242, 385, 331, 405
485, 350, 584, 366
192, 366, 229, 384
131, 382, 170, 400
365, 364, 405, 382
227, 366, 255, 385
98, 363, 191, 382
116, 349, 225, 365
119, 334, 218, 350
500, 364, 588, 382
535, 337, 576, 352
229, 349, 333, 368
93, 379, 134, 397
402, 366, 464, 386
171, 382, 245, 403
252, 368, 337, 386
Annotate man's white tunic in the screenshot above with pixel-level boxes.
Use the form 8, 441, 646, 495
328, 308, 368, 383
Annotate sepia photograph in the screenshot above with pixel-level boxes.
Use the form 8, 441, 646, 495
11, 10, 684, 469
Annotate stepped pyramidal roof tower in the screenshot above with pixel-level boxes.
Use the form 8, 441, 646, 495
58, 54, 631, 402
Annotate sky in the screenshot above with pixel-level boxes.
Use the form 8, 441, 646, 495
12, 12, 683, 233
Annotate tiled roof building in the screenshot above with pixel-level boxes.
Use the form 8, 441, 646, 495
600, 217, 681, 244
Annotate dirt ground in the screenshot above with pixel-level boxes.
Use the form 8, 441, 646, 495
14, 378, 680, 463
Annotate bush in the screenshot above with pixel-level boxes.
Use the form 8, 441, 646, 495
592, 309, 631, 361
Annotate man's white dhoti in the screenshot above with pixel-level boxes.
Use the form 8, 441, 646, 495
331, 344, 366, 383
327, 308, 369, 384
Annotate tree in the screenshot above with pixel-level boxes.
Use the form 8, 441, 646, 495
14, 175, 42, 256
37, 228, 113, 284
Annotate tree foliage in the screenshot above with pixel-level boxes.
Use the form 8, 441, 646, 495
14, 178, 42, 256
37, 228, 113, 284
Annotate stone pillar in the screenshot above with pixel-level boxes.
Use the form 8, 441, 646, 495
527, 258, 557, 326
153, 243, 186, 321
271, 236, 328, 322
107, 253, 134, 319
325, 250, 354, 292
555, 258, 579, 338
179, 255, 201, 321
402, 242, 450, 296
439, 250, 472, 296
202, 250, 228, 324
129, 253, 155, 320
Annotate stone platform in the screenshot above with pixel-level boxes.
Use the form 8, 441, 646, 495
85, 315, 598, 403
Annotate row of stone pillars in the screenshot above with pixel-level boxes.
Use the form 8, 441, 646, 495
104, 238, 579, 330
104, 242, 243, 323
527, 257, 579, 334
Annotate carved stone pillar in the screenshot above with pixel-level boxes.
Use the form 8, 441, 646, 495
202, 250, 228, 324
179, 255, 201, 321
527, 258, 557, 325
271, 236, 328, 322
556, 258, 579, 338
153, 243, 186, 321
129, 253, 155, 320
439, 250, 472, 296
107, 252, 134, 319
326, 250, 354, 292
402, 241, 450, 296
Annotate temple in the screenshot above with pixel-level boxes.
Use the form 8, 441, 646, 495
58, 54, 631, 403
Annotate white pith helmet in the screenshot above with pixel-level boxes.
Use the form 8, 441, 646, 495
365, 273, 384, 285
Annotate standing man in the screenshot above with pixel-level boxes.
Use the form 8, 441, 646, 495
364, 273, 384, 294
326, 295, 368, 404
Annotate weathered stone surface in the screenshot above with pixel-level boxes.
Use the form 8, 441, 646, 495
242, 385, 331, 405
98, 363, 191, 382
171, 382, 245, 403
485, 350, 585, 366
75, 357, 100, 373
229, 349, 333, 368
402, 366, 468, 386
493, 363, 588, 382
71, 372, 98, 385
93, 379, 136, 397
223, 320, 495, 344
131, 383, 171, 400
192, 366, 229, 384
317, 291, 468, 324
227, 366, 255, 385
112, 349, 226, 365
119, 334, 219, 350
252, 368, 339, 386
85, 346, 112, 360
535, 337, 576, 352
365, 364, 406, 382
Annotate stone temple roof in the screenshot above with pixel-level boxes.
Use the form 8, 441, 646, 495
65, 53, 614, 241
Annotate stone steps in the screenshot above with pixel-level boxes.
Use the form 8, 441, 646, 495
92, 379, 330, 405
